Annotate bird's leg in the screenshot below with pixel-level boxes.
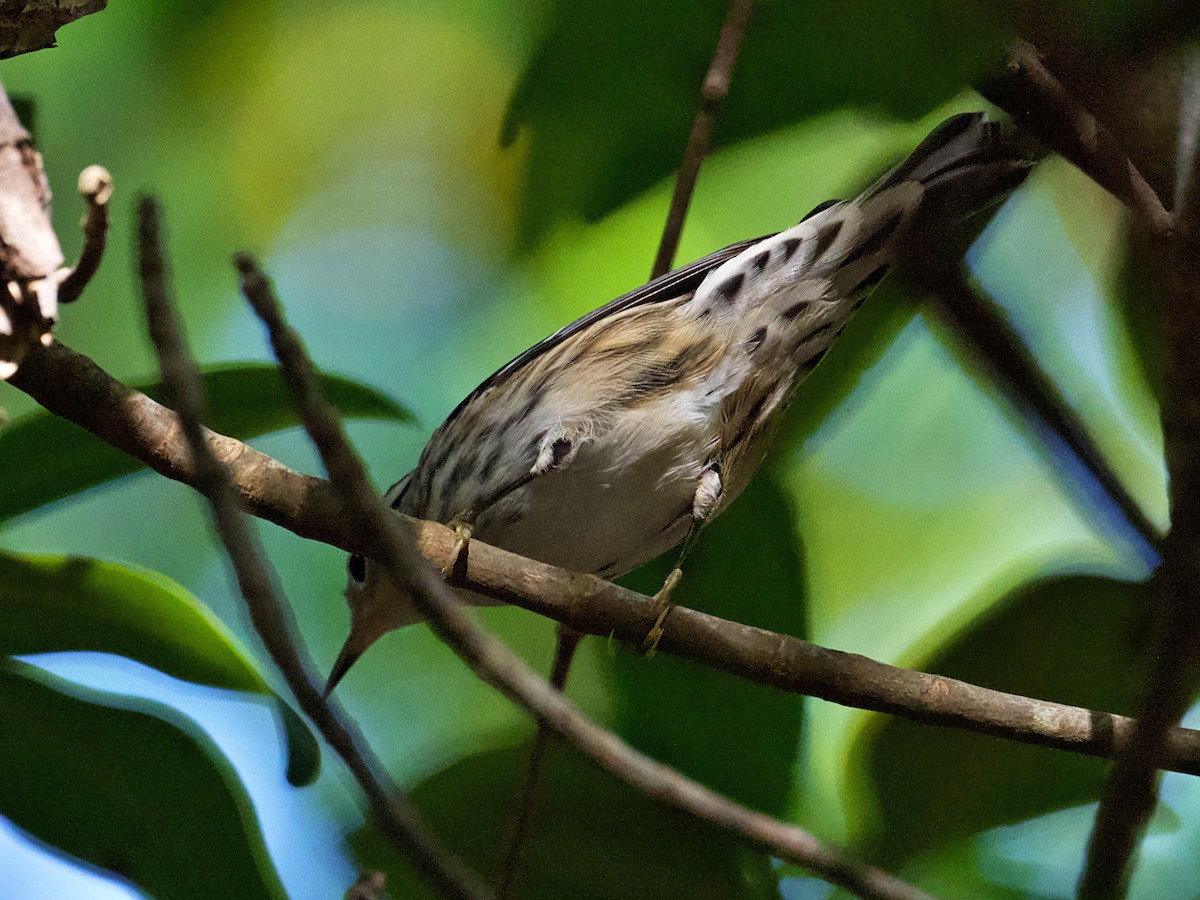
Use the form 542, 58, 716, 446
442, 432, 581, 578
644, 462, 722, 653
440, 476, 529, 577
441, 518, 475, 577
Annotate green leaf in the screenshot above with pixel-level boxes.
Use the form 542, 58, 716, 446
778, 277, 920, 453
854, 573, 1148, 867
505, 0, 1179, 245
615, 473, 806, 819
503, 0, 1012, 243
1113, 224, 1166, 406
0, 659, 285, 900
351, 745, 779, 899
0, 550, 320, 786
350, 473, 808, 898
0, 362, 412, 523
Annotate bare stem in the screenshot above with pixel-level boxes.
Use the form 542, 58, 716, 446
234, 252, 927, 900
135, 198, 492, 900
1078, 50, 1200, 900
58, 165, 112, 304
980, 40, 1174, 236
651, 0, 758, 277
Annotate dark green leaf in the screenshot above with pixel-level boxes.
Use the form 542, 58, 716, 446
778, 278, 920, 452
0, 551, 319, 786
0, 362, 411, 523
615, 473, 806, 818
855, 573, 1148, 867
351, 745, 778, 899
1113, 226, 1166, 405
504, 0, 1012, 243
0, 659, 285, 900
505, 0, 1182, 245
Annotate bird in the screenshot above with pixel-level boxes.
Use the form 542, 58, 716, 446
326, 112, 1033, 692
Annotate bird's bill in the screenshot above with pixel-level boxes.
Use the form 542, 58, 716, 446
324, 640, 363, 696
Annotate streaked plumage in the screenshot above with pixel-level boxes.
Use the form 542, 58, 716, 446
329, 113, 1033, 688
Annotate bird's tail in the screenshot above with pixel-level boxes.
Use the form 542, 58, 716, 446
865, 112, 1036, 232
815, 113, 1034, 298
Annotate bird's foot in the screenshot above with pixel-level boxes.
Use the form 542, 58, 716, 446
442, 519, 473, 577
643, 567, 683, 656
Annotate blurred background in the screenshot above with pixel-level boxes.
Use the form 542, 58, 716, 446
0, 0, 1186, 897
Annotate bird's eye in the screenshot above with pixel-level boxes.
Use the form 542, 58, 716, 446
347, 554, 367, 583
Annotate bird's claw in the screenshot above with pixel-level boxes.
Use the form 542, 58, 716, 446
442, 519, 473, 577
643, 567, 682, 656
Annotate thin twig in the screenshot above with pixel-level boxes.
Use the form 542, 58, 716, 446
134, 198, 492, 900
651, 0, 758, 277
234, 252, 928, 900
980, 41, 1174, 237
1078, 50, 1200, 900
9, 338, 1200, 775
496, 624, 582, 899
58, 165, 112, 304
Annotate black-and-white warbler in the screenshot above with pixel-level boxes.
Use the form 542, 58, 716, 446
328, 113, 1032, 690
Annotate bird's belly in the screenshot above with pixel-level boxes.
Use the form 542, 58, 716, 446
474, 437, 704, 578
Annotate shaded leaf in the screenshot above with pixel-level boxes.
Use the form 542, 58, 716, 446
0, 550, 319, 785
0, 362, 412, 523
351, 745, 778, 899
1113, 224, 1166, 406
0, 659, 284, 900
615, 473, 806, 817
854, 573, 1148, 867
777, 277, 920, 454
503, 0, 1012, 242
505, 0, 1182, 245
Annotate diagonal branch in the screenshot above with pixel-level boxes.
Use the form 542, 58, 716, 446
133, 198, 493, 900
9, 334, 1200, 777
979, 40, 1174, 236
8, 339, 358, 550
651, 0, 758, 277
234, 252, 926, 899
1078, 50, 1200, 900
902, 249, 1162, 555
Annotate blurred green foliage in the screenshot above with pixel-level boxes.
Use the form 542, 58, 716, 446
353, 746, 779, 899
0, 0, 1186, 898
0, 550, 320, 785
0, 364, 411, 522
0, 660, 284, 899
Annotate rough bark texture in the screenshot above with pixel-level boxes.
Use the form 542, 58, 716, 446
0, 81, 63, 378
0, 0, 106, 59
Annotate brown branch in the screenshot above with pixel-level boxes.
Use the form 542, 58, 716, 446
134, 199, 492, 900
0, 1, 107, 59
651, 0, 758, 278
7, 339, 359, 551
980, 41, 1175, 237
58, 165, 112, 304
234, 253, 926, 900
0, 80, 63, 379
1078, 51, 1200, 900
9, 335, 1200, 778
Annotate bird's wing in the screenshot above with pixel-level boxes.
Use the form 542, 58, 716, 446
442, 235, 773, 425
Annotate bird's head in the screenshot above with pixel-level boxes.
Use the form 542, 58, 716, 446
325, 551, 425, 695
